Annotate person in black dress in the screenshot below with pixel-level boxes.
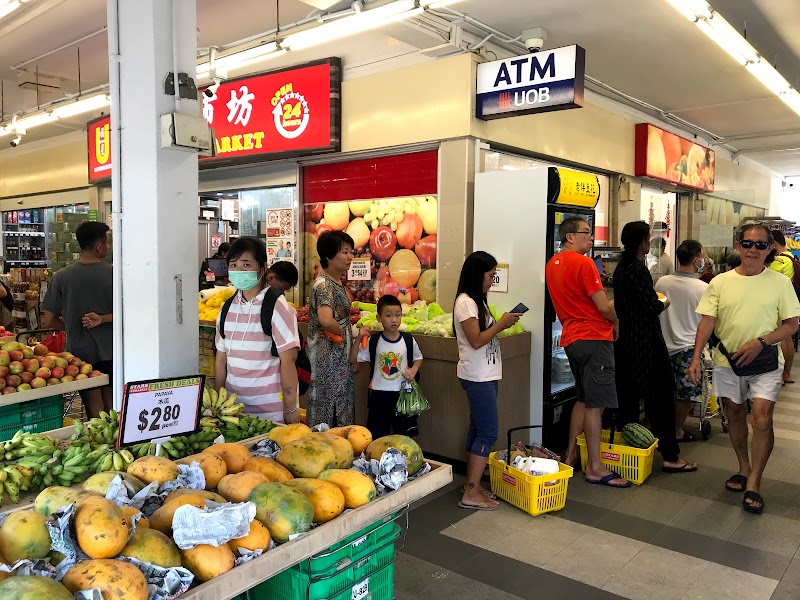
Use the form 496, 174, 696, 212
613, 221, 697, 473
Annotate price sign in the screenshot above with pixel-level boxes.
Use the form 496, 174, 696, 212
351, 577, 369, 600
491, 263, 509, 293
348, 257, 371, 281
118, 376, 205, 446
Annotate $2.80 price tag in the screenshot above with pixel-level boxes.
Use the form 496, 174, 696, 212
118, 376, 205, 446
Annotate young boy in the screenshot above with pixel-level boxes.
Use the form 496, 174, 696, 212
267, 261, 299, 292
350, 294, 423, 438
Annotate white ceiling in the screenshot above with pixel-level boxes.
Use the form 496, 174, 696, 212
1, 0, 800, 176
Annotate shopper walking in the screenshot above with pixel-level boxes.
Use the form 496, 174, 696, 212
614, 221, 697, 473
546, 216, 629, 488
769, 230, 797, 384
306, 231, 356, 427
655, 240, 708, 442
689, 225, 800, 513
454, 251, 522, 510
214, 237, 300, 424
42, 222, 113, 419
649, 238, 674, 285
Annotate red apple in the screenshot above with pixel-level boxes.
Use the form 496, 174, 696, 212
19, 372, 33, 384
40, 357, 55, 369
68, 357, 82, 367
0, 352, 9, 367
65, 365, 79, 378
6, 375, 20, 388
33, 344, 49, 357
2, 387, 15, 395
396, 214, 423, 249
9, 351, 23, 362
79, 364, 93, 375
31, 377, 46, 389
304, 203, 324, 223
16, 383, 31, 392
51, 367, 65, 379
315, 223, 333, 238
0, 366, 9, 379
9, 362, 23, 375
89, 370, 103, 378
26, 359, 39, 374
415, 235, 437, 268
21, 347, 33, 360
36, 367, 51, 379
75, 374, 88, 381
369, 227, 397, 262
47, 378, 60, 386
60, 376, 75, 383
0, 378, 6, 389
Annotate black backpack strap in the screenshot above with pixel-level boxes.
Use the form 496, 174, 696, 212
402, 332, 421, 382
260, 287, 284, 358
368, 333, 381, 382
218, 295, 236, 339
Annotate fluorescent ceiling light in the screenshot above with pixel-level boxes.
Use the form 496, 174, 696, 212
50, 94, 110, 119
664, 0, 712, 21
695, 19, 747, 65
197, 41, 283, 77
281, 0, 419, 51
420, 0, 464, 7
703, 13, 759, 64
15, 112, 56, 129
0, 0, 25, 21
746, 60, 791, 95
780, 90, 800, 115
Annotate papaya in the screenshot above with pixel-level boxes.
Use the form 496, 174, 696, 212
0, 549, 11, 582
285, 478, 345, 523
149, 494, 206, 535
63, 559, 148, 600
242, 456, 293, 483
366, 434, 424, 475
248, 482, 314, 543
217, 471, 269, 503
328, 425, 373, 455
201, 443, 251, 474
228, 519, 271, 556
0, 576, 74, 600
34, 486, 98, 517
120, 505, 149, 529
276, 437, 337, 478
180, 543, 235, 582
318, 469, 377, 509
0, 510, 51, 562
74, 496, 130, 559
177, 452, 227, 489
306, 432, 354, 469
127, 455, 179, 485
119, 527, 182, 568
164, 488, 226, 505
82, 471, 146, 496
267, 423, 311, 447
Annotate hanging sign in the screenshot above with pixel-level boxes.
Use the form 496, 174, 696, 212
635, 123, 715, 191
200, 58, 341, 166
490, 263, 509, 293
348, 257, 371, 281
546, 167, 600, 208
87, 115, 112, 183
476, 45, 585, 120
118, 376, 205, 446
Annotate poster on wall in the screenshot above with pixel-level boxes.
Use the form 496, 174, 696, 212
265, 209, 295, 266
303, 196, 438, 305
87, 115, 112, 183
634, 123, 715, 191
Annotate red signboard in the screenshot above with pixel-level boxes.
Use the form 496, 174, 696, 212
87, 115, 112, 183
201, 58, 340, 166
635, 123, 715, 191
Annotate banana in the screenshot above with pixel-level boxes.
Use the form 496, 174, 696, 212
57, 470, 76, 482
112, 452, 124, 471
98, 454, 114, 473
3, 481, 19, 502
220, 415, 240, 426
209, 387, 218, 406
119, 449, 135, 465
217, 387, 228, 409
64, 464, 88, 476
0, 470, 7, 483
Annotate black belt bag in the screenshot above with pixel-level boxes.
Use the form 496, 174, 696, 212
710, 333, 779, 377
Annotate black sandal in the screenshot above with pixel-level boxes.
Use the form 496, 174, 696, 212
743, 491, 765, 514
725, 474, 748, 492
677, 431, 696, 443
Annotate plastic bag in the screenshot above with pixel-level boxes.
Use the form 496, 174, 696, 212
42, 330, 65, 353
396, 380, 429, 416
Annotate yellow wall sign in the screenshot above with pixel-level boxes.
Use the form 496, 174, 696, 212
547, 167, 600, 208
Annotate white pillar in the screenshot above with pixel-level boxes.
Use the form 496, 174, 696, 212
109, 0, 200, 406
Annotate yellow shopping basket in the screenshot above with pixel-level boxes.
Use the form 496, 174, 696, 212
576, 428, 658, 485
488, 426, 573, 516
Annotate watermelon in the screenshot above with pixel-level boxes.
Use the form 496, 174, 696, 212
621, 423, 655, 449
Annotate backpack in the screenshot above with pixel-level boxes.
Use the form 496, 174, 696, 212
368, 332, 421, 385
219, 288, 312, 396
779, 252, 800, 292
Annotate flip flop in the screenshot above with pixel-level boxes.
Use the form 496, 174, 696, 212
677, 431, 697, 443
743, 491, 765, 514
662, 462, 698, 473
458, 499, 500, 511
459, 486, 496, 499
586, 473, 631, 488
725, 474, 748, 492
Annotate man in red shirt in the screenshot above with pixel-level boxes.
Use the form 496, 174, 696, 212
546, 216, 629, 487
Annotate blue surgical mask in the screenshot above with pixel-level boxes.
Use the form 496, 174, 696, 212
229, 270, 261, 291
697, 259, 705, 273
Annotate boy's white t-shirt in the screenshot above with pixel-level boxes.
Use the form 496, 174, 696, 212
454, 293, 502, 382
357, 333, 423, 391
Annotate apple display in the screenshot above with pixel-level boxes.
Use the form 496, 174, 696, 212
6, 375, 20, 388
47, 378, 60, 386
2, 387, 15, 395
345, 218, 370, 250
26, 359, 39, 374
53, 358, 68, 369
21, 347, 34, 360
19, 372, 33, 384
40, 357, 55, 369
389, 250, 422, 288
315, 223, 332, 238
68, 357, 83, 367
9, 362, 23, 375
369, 227, 396, 262
0, 366, 9, 379
323, 202, 351, 231
31, 377, 46, 389
79, 364, 93, 375
36, 368, 51, 380
65, 365, 80, 378
0, 378, 6, 389
415, 235, 437, 268
16, 383, 31, 392
304, 203, 323, 222
33, 344, 49, 357
89, 370, 103, 378
417, 269, 437, 304
9, 351, 23, 362
60, 376, 75, 383
75, 374, 88, 381
396, 214, 423, 249
51, 367, 65, 379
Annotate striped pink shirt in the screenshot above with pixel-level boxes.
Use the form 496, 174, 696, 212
215, 287, 300, 423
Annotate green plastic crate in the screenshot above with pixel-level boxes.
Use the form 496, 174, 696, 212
0, 396, 64, 441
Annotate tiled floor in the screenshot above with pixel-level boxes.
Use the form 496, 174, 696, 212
396, 385, 800, 599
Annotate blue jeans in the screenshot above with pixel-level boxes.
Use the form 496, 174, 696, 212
459, 378, 499, 457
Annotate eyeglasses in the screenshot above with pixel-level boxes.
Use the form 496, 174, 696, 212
740, 240, 770, 250
572, 230, 593, 236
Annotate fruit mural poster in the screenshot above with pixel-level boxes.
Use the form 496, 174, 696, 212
635, 123, 715, 191
303, 196, 438, 305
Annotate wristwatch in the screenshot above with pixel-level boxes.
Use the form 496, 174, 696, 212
758, 337, 768, 348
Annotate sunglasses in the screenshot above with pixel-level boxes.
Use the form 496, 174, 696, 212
739, 240, 770, 250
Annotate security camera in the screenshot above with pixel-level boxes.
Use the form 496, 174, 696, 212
203, 78, 221, 98
10, 136, 22, 148
522, 27, 548, 53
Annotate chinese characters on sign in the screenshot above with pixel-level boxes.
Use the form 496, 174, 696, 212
348, 258, 371, 281
547, 167, 600, 208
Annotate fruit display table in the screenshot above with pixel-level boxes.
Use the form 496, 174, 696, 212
0, 375, 110, 408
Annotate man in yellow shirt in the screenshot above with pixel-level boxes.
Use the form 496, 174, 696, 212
688, 224, 800, 515
769, 230, 796, 383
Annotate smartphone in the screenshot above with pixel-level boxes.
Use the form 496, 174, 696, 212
511, 303, 529, 314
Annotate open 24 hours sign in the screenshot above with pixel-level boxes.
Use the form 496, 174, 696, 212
201, 57, 341, 166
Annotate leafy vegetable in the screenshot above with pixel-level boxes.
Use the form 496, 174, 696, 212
396, 380, 430, 416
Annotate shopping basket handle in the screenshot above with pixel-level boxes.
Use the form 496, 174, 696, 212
505, 425, 543, 466
16, 329, 60, 343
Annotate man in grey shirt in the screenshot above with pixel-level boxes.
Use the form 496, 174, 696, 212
43, 221, 112, 418
650, 237, 675, 285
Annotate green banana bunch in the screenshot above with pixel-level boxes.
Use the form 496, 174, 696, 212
4, 432, 59, 462
187, 428, 219, 451
0, 464, 35, 503
221, 415, 274, 442
27, 441, 97, 490
131, 442, 158, 458
72, 410, 120, 448
200, 385, 243, 428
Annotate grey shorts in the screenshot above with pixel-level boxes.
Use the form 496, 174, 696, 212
565, 340, 618, 410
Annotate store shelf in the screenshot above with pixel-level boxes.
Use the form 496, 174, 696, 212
551, 381, 575, 394
0, 375, 109, 408
4, 232, 46, 237
5, 260, 47, 264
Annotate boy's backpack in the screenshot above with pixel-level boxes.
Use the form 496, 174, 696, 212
779, 252, 800, 293
368, 332, 421, 384
219, 288, 312, 396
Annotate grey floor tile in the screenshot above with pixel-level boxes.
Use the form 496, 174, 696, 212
541, 528, 646, 588
647, 464, 744, 501
555, 498, 612, 527
778, 458, 800, 485
402, 527, 483, 572
566, 474, 641, 510
602, 545, 708, 600
729, 512, 800, 557
486, 514, 589, 567
770, 557, 800, 600
668, 497, 746, 541
593, 509, 666, 544
615, 486, 696, 525
753, 481, 800, 521
681, 563, 778, 600
441, 501, 539, 549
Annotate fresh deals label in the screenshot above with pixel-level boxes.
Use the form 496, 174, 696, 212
491, 263, 509, 293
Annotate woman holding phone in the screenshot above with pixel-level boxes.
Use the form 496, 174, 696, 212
454, 251, 523, 511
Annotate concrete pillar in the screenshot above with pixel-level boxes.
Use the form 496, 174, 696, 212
110, 0, 199, 406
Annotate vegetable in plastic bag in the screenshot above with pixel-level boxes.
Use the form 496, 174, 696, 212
396, 380, 430, 416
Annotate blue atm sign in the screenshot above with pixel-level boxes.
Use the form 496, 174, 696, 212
476, 45, 585, 120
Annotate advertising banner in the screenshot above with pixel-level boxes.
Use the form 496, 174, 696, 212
635, 123, 715, 191
87, 115, 112, 183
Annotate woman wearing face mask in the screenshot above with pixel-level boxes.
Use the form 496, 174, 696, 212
214, 237, 301, 424
614, 222, 697, 473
